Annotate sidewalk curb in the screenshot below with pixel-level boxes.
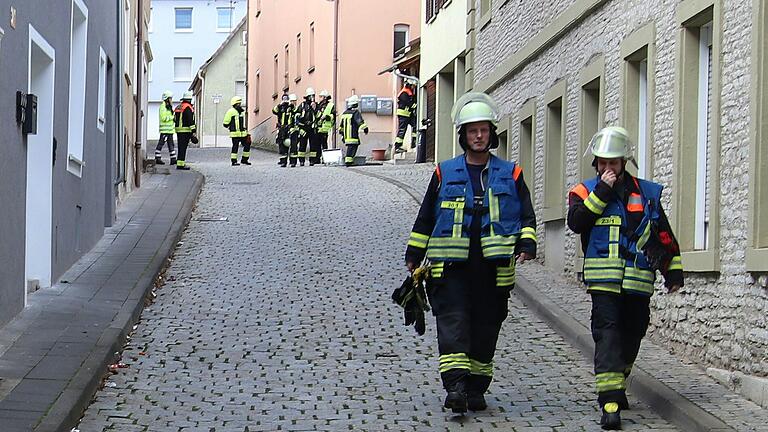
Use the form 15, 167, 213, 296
513, 276, 735, 432
350, 167, 736, 432
35, 172, 204, 432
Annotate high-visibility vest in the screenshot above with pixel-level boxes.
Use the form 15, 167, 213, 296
159, 103, 175, 134
223, 107, 248, 138
571, 176, 663, 296
174, 102, 196, 133
397, 87, 414, 118
338, 109, 367, 144
318, 102, 335, 134
426, 154, 526, 262
273, 104, 293, 129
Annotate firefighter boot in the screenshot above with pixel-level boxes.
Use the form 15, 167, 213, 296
231, 159, 240, 166
155, 157, 165, 165
467, 393, 487, 411
444, 380, 468, 414
241, 157, 251, 165
170, 158, 177, 165
600, 402, 622, 430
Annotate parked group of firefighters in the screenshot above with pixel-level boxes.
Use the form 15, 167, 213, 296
155, 90, 251, 169
404, 91, 683, 430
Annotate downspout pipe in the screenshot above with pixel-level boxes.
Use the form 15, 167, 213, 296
115, 0, 125, 186
134, 0, 144, 188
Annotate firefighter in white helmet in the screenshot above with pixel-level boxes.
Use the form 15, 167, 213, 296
567, 126, 683, 430
404, 92, 537, 413
223, 96, 250, 166
155, 91, 177, 165
338, 95, 368, 166
294, 87, 317, 166
272, 93, 293, 167
313, 89, 335, 164
173, 90, 197, 170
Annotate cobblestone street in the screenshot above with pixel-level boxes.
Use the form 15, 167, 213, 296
77, 148, 677, 431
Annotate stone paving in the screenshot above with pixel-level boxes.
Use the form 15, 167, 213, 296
77, 148, 677, 431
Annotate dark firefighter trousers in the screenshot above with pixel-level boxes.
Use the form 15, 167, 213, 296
395, 115, 417, 149
277, 128, 291, 166
231, 136, 251, 163
289, 131, 300, 166
309, 131, 324, 165
155, 134, 176, 161
344, 143, 359, 166
591, 292, 650, 408
426, 260, 510, 395
176, 132, 192, 167
297, 129, 312, 165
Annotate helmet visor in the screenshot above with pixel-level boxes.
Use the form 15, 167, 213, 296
588, 128, 632, 159
451, 92, 500, 128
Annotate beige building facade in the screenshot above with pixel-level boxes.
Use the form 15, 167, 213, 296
468, 0, 768, 382
246, 0, 419, 155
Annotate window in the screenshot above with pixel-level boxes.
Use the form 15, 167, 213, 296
68, 0, 88, 175
309, 22, 315, 71
479, 0, 492, 29
175, 8, 192, 31
673, 0, 720, 270
273, 54, 279, 97
394, 24, 409, 57
426, 0, 448, 22
235, 80, 246, 100
254, 71, 260, 112
284, 44, 289, 90
543, 81, 566, 222
517, 99, 536, 207
98, 47, 107, 132
621, 24, 656, 180
173, 57, 192, 81
241, 30, 247, 46
217, 7, 233, 32
296, 33, 302, 81
578, 56, 604, 181
748, 0, 768, 270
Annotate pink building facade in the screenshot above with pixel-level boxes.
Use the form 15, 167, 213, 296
247, 0, 419, 154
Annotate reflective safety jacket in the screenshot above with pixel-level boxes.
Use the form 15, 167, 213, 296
295, 101, 315, 135
316, 101, 336, 134
567, 175, 684, 296
406, 154, 537, 263
338, 108, 368, 144
174, 101, 196, 134
397, 87, 414, 118
273, 103, 294, 130
159, 102, 175, 134
223, 106, 248, 138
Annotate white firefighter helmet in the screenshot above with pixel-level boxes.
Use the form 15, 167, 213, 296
305, 87, 316, 97
346, 94, 360, 108
283, 138, 292, 148
319, 89, 330, 98
289, 93, 298, 102
451, 92, 499, 129
587, 126, 633, 159
161, 90, 173, 101
181, 90, 194, 101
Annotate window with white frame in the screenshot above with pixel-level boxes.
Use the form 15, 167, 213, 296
68, 0, 88, 174
309, 22, 315, 70
98, 47, 107, 132
394, 24, 409, 57
694, 22, 713, 250
175, 8, 192, 31
173, 57, 192, 81
235, 80, 246, 100
217, 7, 233, 31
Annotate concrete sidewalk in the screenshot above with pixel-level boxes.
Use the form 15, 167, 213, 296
0, 171, 203, 432
350, 163, 768, 432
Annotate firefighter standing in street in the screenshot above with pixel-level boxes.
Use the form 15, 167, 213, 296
272, 93, 293, 167
174, 91, 197, 170
338, 95, 368, 167
313, 89, 336, 164
287, 93, 300, 167
394, 79, 417, 154
155, 91, 177, 165
404, 92, 537, 414
296, 88, 317, 166
223, 96, 250, 166
567, 126, 683, 430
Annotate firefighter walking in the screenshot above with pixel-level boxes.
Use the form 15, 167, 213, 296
295, 88, 317, 166
174, 91, 197, 170
223, 96, 250, 166
566, 126, 683, 430
155, 90, 177, 165
394, 79, 417, 154
313, 89, 336, 164
338, 95, 368, 166
404, 92, 537, 414
273, 94, 294, 168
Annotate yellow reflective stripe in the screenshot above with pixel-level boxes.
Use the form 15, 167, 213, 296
345, 138, 359, 143
481, 235, 518, 247
439, 353, 471, 372
624, 267, 655, 283
430, 262, 444, 278
489, 188, 500, 223
584, 257, 625, 269
587, 283, 622, 294
407, 239, 428, 249
396, 108, 411, 117
583, 268, 625, 280
609, 226, 620, 258
426, 250, 469, 260
242, 152, 250, 157
176, 160, 186, 167
441, 201, 465, 209
344, 156, 354, 162
622, 278, 654, 294
668, 255, 683, 271
584, 191, 607, 214
429, 237, 470, 247
469, 358, 494, 376
595, 216, 622, 226
636, 222, 652, 251
452, 207, 464, 238
596, 372, 626, 392
520, 226, 537, 241
408, 232, 430, 249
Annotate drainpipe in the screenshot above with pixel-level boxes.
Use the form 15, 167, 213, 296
115, 0, 125, 186
134, 0, 144, 188
332, 0, 339, 148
